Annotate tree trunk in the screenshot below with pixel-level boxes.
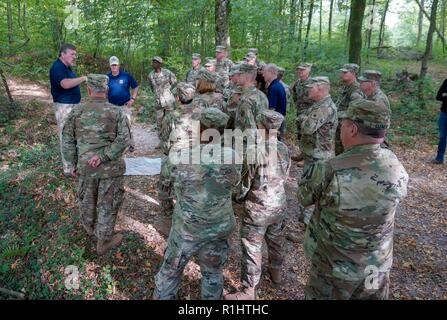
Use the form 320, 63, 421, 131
304, 0, 315, 54
415, 0, 445, 42
298, 0, 304, 60
419, 0, 438, 105
7, 0, 14, 46
328, 0, 335, 40
319, 0, 323, 51
215, 0, 231, 50
346, 2, 353, 51
377, 0, 390, 56
417, 0, 424, 46
443, 0, 446, 54
348, 0, 367, 65
0, 66, 14, 104
366, 0, 376, 63
289, 0, 297, 41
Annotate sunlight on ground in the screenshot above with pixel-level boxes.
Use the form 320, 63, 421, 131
117, 214, 202, 282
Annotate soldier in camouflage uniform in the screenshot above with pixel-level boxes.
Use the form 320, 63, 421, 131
359, 70, 390, 112
215, 45, 234, 89
233, 64, 269, 133
278, 66, 291, 106
224, 110, 291, 300
153, 108, 242, 300
291, 63, 314, 143
185, 53, 204, 85
192, 69, 225, 111
298, 99, 408, 299
62, 74, 131, 255
223, 66, 243, 130
157, 82, 197, 237
298, 76, 337, 173
148, 56, 177, 132
335, 63, 363, 155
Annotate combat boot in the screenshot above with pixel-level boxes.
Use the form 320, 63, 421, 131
97, 233, 123, 255
224, 287, 255, 300
268, 268, 283, 287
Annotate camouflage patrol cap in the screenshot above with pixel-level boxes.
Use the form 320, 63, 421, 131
235, 63, 258, 74
339, 98, 390, 130
175, 82, 196, 101
248, 48, 258, 55
197, 69, 218, 83
358, 70, 382, 82
297, 62, 313, 70
204, 59, 216, 67
340, 63, 359, 74
305, 76, 330, 87
197, 107, 229, 129
256, 109, 284, 130
192, 53, 201, 60
152, 56, 163, 64
87, 74, 109, 91
245, 52, 256, 60
216, 45, 227, 53
229, 64, 241, 77
277, 66, 285, 74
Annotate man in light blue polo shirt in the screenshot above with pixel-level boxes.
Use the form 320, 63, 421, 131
107, 56, 139, 150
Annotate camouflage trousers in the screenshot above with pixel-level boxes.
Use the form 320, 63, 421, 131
156, 156, 174, 232
53, 103, 78, 174
153, 229, 230, 300
305, 249, 390, 300
300, 158, 319, 226
122, 105, 134, 147
155, 109, 164, 132
335, 123, 343, 156
240, 207, 285, 289
77, 175, 124, 241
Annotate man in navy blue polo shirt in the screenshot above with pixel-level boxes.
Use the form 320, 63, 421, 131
49, 43, 88, 175
263, 64, 287, 141
107, 56, 139, 150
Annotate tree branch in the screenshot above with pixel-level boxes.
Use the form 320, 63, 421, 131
414, 0, 445, 43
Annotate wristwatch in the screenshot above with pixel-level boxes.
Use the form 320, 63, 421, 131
131, 97, 136, 100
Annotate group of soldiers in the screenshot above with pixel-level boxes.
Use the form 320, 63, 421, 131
57, 43, 409, 300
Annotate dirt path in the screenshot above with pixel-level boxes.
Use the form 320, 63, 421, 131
7, 77, 447, 299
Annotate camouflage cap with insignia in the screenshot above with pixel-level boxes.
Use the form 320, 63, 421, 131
197, 69, 218, 83
192, 53, 201, 60
339, 98, 390, 129
175, 82, 196, 102
305, 76, 330, 87
340, 63, 359, 74
248, 48, 258, 55
297, 62, 313, 70
256, 109, 284, 130
152, 56, 163, 64
195, 107, 229, 129
358, 70, 382, 82
216, 45, 227, 53
87, 74, 109, 91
